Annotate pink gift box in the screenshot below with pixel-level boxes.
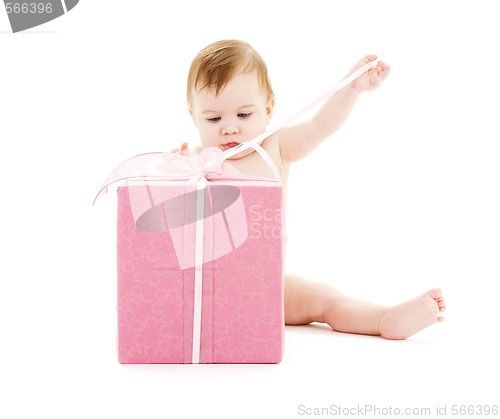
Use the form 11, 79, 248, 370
116, 176, 284, 364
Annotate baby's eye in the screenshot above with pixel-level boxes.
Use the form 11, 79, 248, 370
207, 117, 221, 123
238, 113, 252, 119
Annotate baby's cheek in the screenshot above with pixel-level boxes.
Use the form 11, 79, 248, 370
198, 129, 216, 146
201, 135, 218, 146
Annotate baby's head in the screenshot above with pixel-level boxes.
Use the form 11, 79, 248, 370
187, 40, 274, 106
187, 40, 275, 156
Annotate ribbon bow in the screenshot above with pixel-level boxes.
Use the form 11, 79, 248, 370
93, 147, 262, 205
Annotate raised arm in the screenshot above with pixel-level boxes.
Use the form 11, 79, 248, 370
279, 55, 390, 163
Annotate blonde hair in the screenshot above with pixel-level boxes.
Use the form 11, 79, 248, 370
187, 40, 274, 107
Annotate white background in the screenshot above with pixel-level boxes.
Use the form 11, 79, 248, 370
1, 1, 499, 418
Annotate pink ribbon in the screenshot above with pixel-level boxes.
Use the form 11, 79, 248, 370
223, 60, 377, 159
93, 147, 269, 205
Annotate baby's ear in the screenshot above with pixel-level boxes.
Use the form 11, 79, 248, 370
266, 99, 275, 123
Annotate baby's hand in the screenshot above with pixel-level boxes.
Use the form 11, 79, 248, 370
171, 142, 189, 156
350, 55, 390, 92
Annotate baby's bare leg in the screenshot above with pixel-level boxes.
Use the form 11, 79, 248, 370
285, 274, 386, 335
284, 274, 445, 339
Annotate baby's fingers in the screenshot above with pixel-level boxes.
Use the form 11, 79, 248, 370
376, 61, 391, 81
364, 54, 378, 63
171, 142, 189, 155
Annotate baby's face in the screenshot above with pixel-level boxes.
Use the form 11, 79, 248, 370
189, 72, 273, 159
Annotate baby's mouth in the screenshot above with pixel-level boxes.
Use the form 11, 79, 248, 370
221, 142, 240, 151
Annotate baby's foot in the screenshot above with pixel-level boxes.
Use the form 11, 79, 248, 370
378, 289, 446, 340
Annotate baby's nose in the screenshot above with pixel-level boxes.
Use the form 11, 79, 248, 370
221, 124, 239, 135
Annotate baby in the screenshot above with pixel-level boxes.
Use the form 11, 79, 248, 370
175, 39, 445, 340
